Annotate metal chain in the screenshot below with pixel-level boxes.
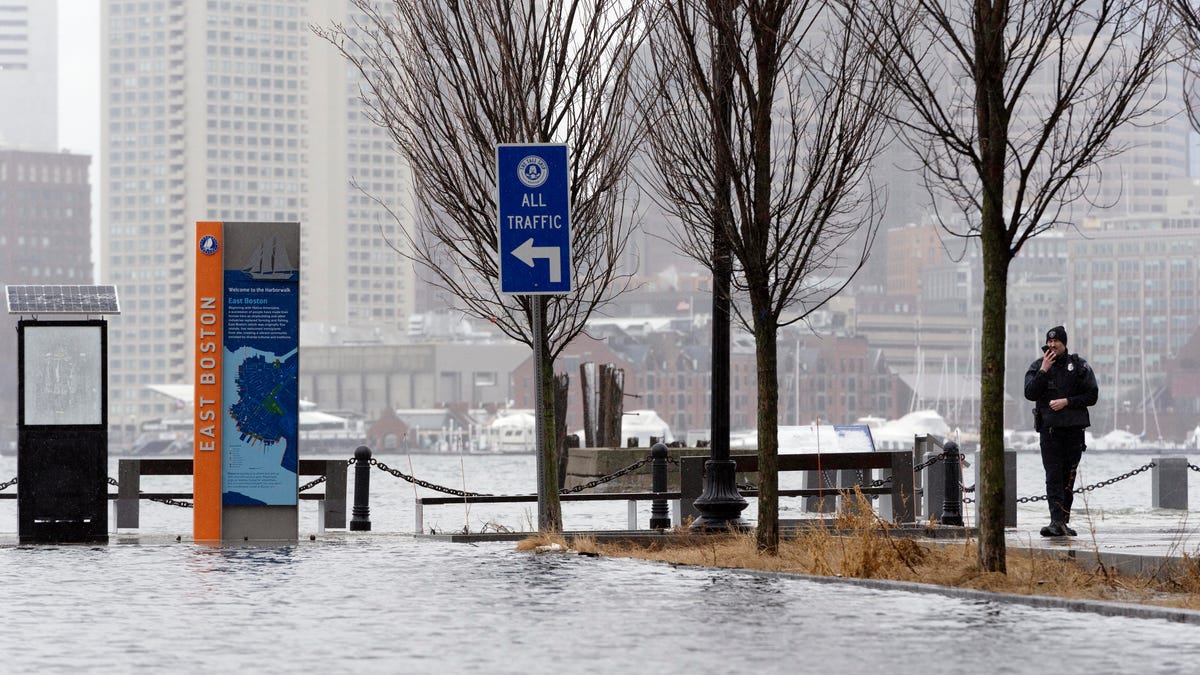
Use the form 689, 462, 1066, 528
1189, 463, 1200, 473
106, 477, 194, 509
560, 457, 651, 494
0, 476, 16, 491
914, 451, 948, 473
150, 496, 195, 508
355, 457, 492, 497
344, 454, 657, 497
1015, 461, 1157, 503
299, 475, 326, 493
864, 449, 953, 488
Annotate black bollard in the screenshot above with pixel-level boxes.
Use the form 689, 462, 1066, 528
649, 443, 671, 530
350, 445, 372, 532
941, 440, 964, 526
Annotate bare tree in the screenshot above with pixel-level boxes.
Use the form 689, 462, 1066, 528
642, 0, 893, 552
317, 0, 644, 531
1173, 1, 1200, 131
850, 0, 1174, 571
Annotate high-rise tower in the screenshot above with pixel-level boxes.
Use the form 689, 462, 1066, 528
0, 1, 57, 150
100, 0, 415, 426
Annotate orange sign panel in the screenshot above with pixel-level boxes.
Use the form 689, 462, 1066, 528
194, 222, 224, 541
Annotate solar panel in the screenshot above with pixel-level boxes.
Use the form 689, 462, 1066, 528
5, 285, 121, 315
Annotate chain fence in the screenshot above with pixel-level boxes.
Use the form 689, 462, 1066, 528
355, 454, 658, 497
560, 457, 652, 494
0, 450, 1181, 514
106, 476, 194, 509
352, 456, 491, 497
1010, 461, 1157, 504
298, 475, 326, 493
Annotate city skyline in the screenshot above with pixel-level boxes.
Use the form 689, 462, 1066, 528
10, 1, 1200, 442
60, 1, 101, 271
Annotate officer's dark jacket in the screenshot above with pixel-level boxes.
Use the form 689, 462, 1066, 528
1024, 353, 1099, 429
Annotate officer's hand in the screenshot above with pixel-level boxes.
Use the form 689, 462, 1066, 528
1049, 398, 1068, 411
1040, 349, 1055, 372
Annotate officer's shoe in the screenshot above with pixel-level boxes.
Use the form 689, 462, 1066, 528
1040, 522, 1067, 537
1062, 522, 1078, 537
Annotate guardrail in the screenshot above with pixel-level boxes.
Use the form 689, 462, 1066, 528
105, 458, 347, 530
416, 448, 916, 531
680, 450, 916, 524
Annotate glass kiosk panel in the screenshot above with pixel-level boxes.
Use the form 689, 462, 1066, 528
21, 324, 103, 426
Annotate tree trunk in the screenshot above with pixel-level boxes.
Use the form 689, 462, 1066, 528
754, 313, 780, 553
977, 228, 1010, 572
536, 300, 563, 531
974, 2, 1010, 573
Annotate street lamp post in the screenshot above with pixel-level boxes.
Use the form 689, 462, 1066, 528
690, 0, 748, 531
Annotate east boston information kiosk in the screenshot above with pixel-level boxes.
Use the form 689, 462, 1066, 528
7, 284, 120, 544
195, 221, 301, 542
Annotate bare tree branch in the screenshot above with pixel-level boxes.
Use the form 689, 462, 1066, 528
641, 0, 895, 551
316, 0, 645, 531
848, 0, 1174, 572
316, 0, 642, 362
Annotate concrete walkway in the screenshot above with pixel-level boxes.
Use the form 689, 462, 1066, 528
1005, 520, 1200, 576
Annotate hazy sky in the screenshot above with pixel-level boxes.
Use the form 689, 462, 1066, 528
57, 1, 101, 273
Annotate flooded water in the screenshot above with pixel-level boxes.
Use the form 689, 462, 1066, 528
0, 448, 1192, 536
1, 450, 1199, 672
2, 534, 1200, 673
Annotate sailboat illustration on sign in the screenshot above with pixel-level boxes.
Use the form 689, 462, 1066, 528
242, 235, 296, 280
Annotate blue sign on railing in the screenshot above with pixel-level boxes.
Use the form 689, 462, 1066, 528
497, 143, 572, 294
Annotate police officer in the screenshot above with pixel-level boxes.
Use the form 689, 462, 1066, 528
1024, 325, 1099, 537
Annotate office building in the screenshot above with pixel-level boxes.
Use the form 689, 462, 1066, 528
1069, 215, 1200, 437
0, 149, 93, 447
100, 0, 415, 426
0, 1, 56, 150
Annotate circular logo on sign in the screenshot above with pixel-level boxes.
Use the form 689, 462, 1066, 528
199, 234, 220, 256
517, 155, 549, 188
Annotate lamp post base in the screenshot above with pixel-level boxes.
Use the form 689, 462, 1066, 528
689, 459, 750, 531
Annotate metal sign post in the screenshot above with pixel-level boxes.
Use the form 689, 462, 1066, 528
497, 144, 572, 529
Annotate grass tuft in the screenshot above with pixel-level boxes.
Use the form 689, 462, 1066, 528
519, 510, 1200, 611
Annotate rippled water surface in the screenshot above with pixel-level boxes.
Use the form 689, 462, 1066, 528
2, 535, 1200, 674
1, 451, 1199, 672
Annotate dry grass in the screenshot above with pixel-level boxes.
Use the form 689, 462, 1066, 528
519, 496, 1200, 612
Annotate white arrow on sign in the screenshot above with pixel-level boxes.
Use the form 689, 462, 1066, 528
512, 238, 562, 283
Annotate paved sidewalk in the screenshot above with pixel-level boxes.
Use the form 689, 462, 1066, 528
1006, 520, 1200, 576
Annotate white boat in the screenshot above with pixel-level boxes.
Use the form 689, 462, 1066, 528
729, 424, 876, 453
482, 409, 676, 453
619, 409, 673, 447
870, 409, 951, 451
479, 410, 537, 454
129, 386, 364, 455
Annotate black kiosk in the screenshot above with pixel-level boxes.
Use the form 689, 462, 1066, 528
7, 285, 119, 543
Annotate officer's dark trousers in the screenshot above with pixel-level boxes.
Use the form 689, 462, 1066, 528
1039, 426, 1085, 524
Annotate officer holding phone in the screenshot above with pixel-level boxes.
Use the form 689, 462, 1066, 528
1024, 325, 1099, 537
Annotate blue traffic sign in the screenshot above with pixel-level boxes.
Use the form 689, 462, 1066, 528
497, 143, 572, 294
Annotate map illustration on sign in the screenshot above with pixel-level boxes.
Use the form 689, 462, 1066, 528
229, 351, 299, 474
